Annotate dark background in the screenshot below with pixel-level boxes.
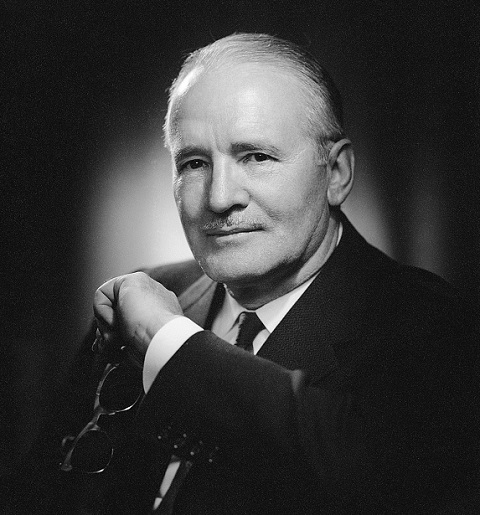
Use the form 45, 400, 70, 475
2, 0, 479, 475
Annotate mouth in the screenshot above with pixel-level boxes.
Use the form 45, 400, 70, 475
204, 226, 260, 237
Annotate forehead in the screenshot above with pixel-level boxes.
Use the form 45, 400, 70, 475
168, 62, 311, 151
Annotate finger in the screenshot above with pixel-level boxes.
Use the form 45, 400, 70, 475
93, 276, 125, 328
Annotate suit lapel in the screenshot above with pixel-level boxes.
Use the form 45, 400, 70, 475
258, 217, 373, 382
258, 232, 368, 382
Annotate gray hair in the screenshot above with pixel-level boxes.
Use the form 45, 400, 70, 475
164, 33, 346, 162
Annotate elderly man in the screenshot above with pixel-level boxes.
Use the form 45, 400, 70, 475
9, 33, 478, 514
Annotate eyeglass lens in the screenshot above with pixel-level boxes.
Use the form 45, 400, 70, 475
60, 362, 142, 473
97, 364, 142, 413
64, 429, 113, 473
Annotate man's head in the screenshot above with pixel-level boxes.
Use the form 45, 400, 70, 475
164, 33, 354, 306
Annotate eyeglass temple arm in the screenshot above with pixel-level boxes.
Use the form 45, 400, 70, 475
59, 405, 105, 472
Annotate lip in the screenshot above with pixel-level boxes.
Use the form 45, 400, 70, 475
205, 227, 259, 236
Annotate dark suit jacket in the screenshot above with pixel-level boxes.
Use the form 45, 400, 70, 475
6, 215, 479, 514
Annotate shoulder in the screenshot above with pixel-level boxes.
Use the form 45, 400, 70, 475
371, 252, 464, 321
341, 215, 463, 312
357, 250, 474, 352
364, 249, 466, 327
142, 259, 205, 297
340, 216, 470, 334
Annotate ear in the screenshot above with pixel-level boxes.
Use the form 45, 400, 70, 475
326, 138, 355, 206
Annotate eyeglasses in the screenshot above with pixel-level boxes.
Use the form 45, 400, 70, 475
60, 342, 143, 474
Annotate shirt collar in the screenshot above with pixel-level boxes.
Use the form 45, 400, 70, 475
216, 273, 318, 337
214, 222, 343, 335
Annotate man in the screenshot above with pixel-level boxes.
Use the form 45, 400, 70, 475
8, 33, 479, 514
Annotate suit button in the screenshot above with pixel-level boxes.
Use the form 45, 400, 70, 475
173, 433, 188, 452
156, 425, 171, 441
207, 446, 220, 464
189, 444, 202, 459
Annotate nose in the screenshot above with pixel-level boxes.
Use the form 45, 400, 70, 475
207, 159, 249, 213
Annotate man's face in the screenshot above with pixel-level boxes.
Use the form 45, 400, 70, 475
168, 63, 333, 289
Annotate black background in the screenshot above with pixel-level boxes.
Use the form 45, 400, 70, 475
2, 0, 479, 474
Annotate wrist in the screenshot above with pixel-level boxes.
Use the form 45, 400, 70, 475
135, 315, 184, 353
143, 317, 204, 392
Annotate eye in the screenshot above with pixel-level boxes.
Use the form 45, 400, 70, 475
178, 159, 208, 172
243, 153, 272, 164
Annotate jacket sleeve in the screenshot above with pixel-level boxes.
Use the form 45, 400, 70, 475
133, 324, 480, 513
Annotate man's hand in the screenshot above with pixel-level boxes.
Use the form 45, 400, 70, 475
93, 272, 183, 366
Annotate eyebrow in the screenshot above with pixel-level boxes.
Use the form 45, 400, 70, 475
173, 141, 284, 164
173, 145, 209, 165
230, 142, 283, 157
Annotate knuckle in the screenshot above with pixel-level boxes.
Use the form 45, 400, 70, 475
131, 271, 148, 283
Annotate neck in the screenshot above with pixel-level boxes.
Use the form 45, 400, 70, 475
225, 215, 340, 309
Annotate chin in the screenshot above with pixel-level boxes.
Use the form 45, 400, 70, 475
198, 253, 270, 286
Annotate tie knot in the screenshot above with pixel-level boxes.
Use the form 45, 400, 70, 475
235, 312, 264, 353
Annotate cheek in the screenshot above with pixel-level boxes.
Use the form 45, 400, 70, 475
295, 169, 328, 211
172, 180, 183, 214
262, 174, 327, 225
173, 176, 205, 224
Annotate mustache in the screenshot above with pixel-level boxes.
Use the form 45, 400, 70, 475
202, 216, 263, 231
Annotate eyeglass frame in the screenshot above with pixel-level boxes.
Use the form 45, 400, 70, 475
59, 338, 142, 473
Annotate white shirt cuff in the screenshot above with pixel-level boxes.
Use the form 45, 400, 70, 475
142, 316, 203, 393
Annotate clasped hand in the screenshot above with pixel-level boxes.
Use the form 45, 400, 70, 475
93, 272, 183, 367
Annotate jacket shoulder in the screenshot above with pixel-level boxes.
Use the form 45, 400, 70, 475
341, 217, 469, 330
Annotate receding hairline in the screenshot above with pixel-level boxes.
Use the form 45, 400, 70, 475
166, 60, 319, 142
164, 33, 346, 157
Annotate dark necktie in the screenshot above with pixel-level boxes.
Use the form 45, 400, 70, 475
235, 312, 264, 353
